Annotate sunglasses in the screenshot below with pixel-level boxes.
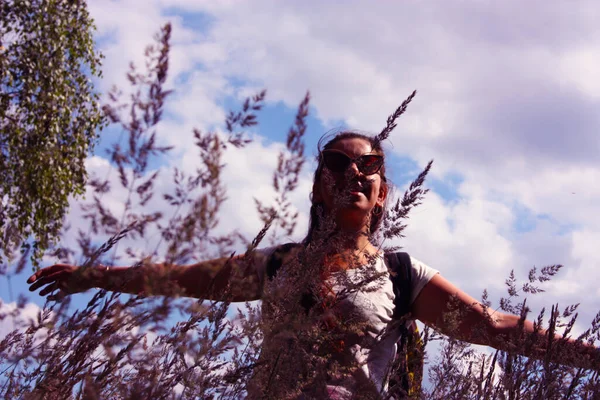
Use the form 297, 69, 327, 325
321, 149, 384, 175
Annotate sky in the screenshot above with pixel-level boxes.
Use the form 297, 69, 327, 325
2, 0, 600, 376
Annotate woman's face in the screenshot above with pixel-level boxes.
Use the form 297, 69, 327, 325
314, 138, 387, 231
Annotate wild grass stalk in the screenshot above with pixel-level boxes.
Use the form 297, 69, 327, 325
1, 22, 598, 400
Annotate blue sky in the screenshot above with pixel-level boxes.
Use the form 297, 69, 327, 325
3, 0, 600, 384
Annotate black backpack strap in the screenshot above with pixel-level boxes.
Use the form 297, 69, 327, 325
384, 252, 413, 320
266, 242, 299, 280
385, 252, 422, 397
265, 243, 316, 313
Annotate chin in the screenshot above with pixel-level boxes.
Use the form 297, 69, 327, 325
334, 206, 372, 226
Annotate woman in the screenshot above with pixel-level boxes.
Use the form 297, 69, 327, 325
28, 132, 599, 398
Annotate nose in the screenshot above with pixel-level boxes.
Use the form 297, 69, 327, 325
345, 161, 361, 178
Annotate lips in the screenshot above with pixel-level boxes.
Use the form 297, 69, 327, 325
346, 181, 370, 196
348, 187, 364, 195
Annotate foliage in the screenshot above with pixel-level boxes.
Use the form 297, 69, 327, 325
0, 0, 104, 266
1, 22, 599, 400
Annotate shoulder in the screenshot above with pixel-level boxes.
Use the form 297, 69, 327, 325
253, 243, 300, 261
384, 251, 440, 304
408, 255, 439, 280
407, 255, 440, 304
382, 252, 438, 277
256, 243, 303, 280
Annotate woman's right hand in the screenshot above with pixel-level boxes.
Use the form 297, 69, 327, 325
27, 264, 100, 301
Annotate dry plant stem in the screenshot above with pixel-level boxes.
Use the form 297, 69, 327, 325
376, 89, 417, 144
485, 267, 600, 372
381, 159, 433, 247
431, 292, 600, 372
14, 20, 268, 397
104, 23, 173, 265
6, 17, 600, 399
255, 91, 310, 244
78, 23, 174, 272
423, 276, 600, 399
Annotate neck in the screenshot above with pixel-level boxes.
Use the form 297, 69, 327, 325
306, 210, 379, 256
324, 231, 379, 271
327, 226, 379, 260
335, 214, 375, 250
338, 230, 373, 252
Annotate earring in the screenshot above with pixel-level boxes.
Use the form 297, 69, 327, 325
372, 205, 383, 216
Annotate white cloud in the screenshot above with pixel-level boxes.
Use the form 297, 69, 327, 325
53, 129, 311, 269
165, 70, 230, 134
0, 301, 43, 338
0, 301, 50, 352
20, 2, 598, 383
79, 0, 600, 326
392, 187, 515, 294
569, 229, 600, 297
559, 48, 600, 98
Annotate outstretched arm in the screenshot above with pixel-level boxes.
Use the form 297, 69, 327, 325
411, 274, 600, 371
27, 252, 268, 302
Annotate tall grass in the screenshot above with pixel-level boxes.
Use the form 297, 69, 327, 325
1, 23, 598, 399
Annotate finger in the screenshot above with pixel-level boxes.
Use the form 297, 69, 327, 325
27, 264, 76, 284
27, 264, 73, 284
28, 276, 54, 292
39, 282, 60, 297
27, 266, 54, 283
28, 271, 69, 292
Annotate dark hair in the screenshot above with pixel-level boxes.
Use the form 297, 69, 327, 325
303, 131, 390, 245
